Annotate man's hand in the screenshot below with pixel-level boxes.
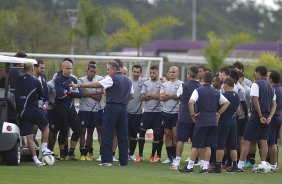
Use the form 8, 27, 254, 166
70, 83, 79, 89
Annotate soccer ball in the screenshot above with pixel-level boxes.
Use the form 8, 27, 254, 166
42, 155, 55, 166
257, 162, 271, 173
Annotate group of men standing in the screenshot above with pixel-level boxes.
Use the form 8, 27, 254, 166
11, 52, 281, 173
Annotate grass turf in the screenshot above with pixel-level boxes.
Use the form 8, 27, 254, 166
0, 141, 281, 184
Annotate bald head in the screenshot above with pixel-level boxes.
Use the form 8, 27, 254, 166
62, 61, 72, 77
24, 62, 34, 74
168, 66, 179, 81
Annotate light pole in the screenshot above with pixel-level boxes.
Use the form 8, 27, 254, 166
192, 0, 197, 41
67, 9, 78, 55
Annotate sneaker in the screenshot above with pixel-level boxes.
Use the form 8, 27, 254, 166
162, 158, 172, 164
270, 168, 278, 172
149, 157, 155, 163
208, 168, 221, 173
35, 161, 46, 166
42, 149, 54, 156
199, 169, 208, 174
68, 155, 78, 161
80, 155, 86, 161
170, 164, 179, 170
226, 167, 237, 174
99, 163, 112, 166
135, 155, 143, 162
154, 155, 161, 162
208, 165, 215, 170
87, 152, 94, 160
129, 155, 136, 161
96, 155, 102, 161
178, 166, 194, 173
113, 156, 119, 162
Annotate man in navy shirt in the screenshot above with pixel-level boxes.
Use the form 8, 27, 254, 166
267, 70, 282, 172
72, 61, 133, 166
15, 63, 53, 166
209, 78, 240, 173
237, 66, 277, 172
179, 72, 230, 174
171, 66, 201, 169
55, 60, 82, 160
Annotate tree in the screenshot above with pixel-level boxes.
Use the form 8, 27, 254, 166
244, 53, 282, 80
0, 10, 17, 51
204, 31, 255, 74
74, 0, 107, 54
106, 7, 183, 56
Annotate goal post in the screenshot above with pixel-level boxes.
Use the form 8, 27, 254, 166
0, 52, 164, 79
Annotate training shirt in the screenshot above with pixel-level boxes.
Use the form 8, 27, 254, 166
78, 75, 103, 112
141, 79, 162, 112
127, 78, 148, 114
160, 79, 182, 114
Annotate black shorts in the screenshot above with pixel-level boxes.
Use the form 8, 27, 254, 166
243, 113, 270, 141
78, 110, 103, 128
237, 118, 247, 137
47, 109, 56, 131
192, 126, 218, 148
217, 125, 237, 150
141, 112, 163, 131
19, 110, 48, 136
268, 118, 281, 145
162, 112, 178, 129
176, 121, 194, 142
128, 113, 142, 136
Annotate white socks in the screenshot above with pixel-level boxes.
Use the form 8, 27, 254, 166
42, 142, 48, 152
187, 160, 195, 169
237, 160, 245, 169
33, 156, 41, 164
202, 161, 209, 170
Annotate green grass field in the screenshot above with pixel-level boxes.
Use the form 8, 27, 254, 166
0, 141, 281, 184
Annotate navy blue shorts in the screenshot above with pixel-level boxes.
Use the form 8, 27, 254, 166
47, 109, 56, 131
243, 113, 270, 141
141, 112, 163, 131
128, 113, 142, 136
217, 125, 237, 150
192, 126, 218, 148
176, 121, 194, 142
19, 110, 48, 136
162, 112, 178, 129
237, 118, 247, 137
268, 118, 281, 145
78, 110, 103, 129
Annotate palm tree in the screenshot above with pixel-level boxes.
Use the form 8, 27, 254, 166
74, 0, 107, 54
106, 7, 182, 56
204, 31, 255, 74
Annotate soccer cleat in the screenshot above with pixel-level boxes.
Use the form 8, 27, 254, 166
99, 163, 112, 166
178, 167, 194, 173
135, 155, 143, 162
170, 164, 180, 170
236, 168, 244, 173
67, 155, 78, 161
84, 156, 92, 161
153, 155, 160, 162
87, 152, 94, 160
129, 155, 136, 161
42, 149, 54, 156
96, 155, 102, 161
59, 155, 69, 161
208, 168, 222, 173
199, 169, 208, 174
208, 164, 215, 170
80, 155, 86, 161
226, 167, 238, 174
113, 156, 119, 162
149, 156, 155, 163
162, 158, 172, 164
35, 161, 46, 166
243, 160, 252, 168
